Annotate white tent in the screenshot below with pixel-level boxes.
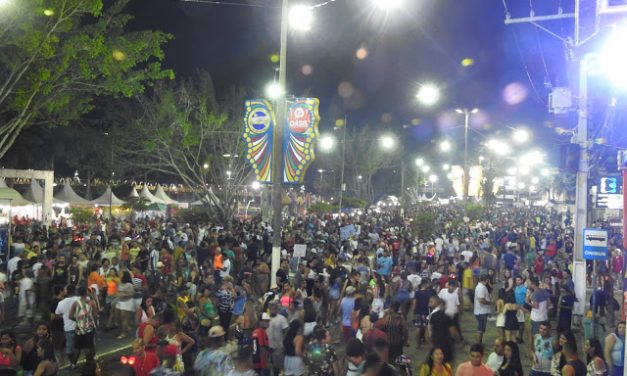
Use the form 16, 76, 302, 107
128, 187, 139, 199
154, 185, 178, 205
54, 183, 90, 205
22, 180, 64, 204
91, 186, 126, 206
0, 180, 33, 206
139, 186, 166, 204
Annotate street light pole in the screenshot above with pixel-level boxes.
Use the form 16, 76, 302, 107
455, 108, 478, 208
337, 117, 347, 214
270, 0, 289, 288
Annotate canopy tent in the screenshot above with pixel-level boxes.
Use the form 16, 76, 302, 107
54, 183, 90, 205
0, 187, 34, 206
91, 186, 126, 206
127, 187, 139, 199
154, 185, 179, 205
22, 180, 64, 204
138, 186, 166, 204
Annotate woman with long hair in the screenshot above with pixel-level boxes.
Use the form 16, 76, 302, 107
283, 320, 305, 376
233, 300, 257, 345
585, 337, 608, 375
0, 330, 21, 376
115, 271, 136, 339
302, 298, 317, 337
552, 330, 577, 376
604, 321, 625, 376
197, 286, 217, 337
371, 273, 388, 319
498, 341, 524, 376
417, 347, 453, 376
135, 296, 155, 326
21, 323, 57, 376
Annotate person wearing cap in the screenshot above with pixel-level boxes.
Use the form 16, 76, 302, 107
340, 286, 357, 341
251, 313, 270, 376
193, 325, 234, 376
345, 338, 366, 376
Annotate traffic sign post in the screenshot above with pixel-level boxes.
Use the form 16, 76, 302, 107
582, 228, 608, 339
582, 228, 609, 260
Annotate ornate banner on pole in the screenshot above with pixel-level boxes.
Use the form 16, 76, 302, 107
243, 99, 275, 183
282, 98, 320, 184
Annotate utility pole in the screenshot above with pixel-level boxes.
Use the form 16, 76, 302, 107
270, 0, 289, 288
501, 0, 627, 326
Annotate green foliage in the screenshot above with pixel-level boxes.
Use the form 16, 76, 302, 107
176, 207, 212, 224
412, 210, 437, 240
123, 197, 150, 212
0, 0, 173, 158
70, 206, 93, 224
307, 202, 338, 215
465, 203, 485, 221
341, 196, 367, 209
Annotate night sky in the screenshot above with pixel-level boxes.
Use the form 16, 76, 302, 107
124, 0, 571, 159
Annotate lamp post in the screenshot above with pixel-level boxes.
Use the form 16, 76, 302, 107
456, 108, 478, 207
270, 0, 289, 288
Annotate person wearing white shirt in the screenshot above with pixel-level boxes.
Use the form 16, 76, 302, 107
485, 338, 504, 372
439, 280, 465, 341
7, 254, 21, 280
473, 275, 492, 345
55, 285, 80, 368
220, 257, 231, 278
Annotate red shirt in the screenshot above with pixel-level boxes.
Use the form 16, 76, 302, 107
131, 351, 160, 376
251, 327, 269, 370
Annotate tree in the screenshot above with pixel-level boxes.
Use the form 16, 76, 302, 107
326, 126, 401, 202
118, 73, 251, 228
0, 0, 173, 158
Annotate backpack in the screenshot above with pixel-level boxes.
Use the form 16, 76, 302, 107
75, 300, 96, 335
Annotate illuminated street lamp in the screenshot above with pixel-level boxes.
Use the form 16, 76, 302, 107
442, 164, 450, 171
265, 82, 283, 99
513, 128, 530, 144
421, 165, 430, 173
428, 174, 438, 195
251, 181, 261, 190
416, 84, 441, 106
380, 135, 396, 150
439, 140, 451, 152
415, 158, 425, 167
600, 23, 627, 89
372, 0, 404, 10
289, 4, 313, 31
318, 134, 336, 152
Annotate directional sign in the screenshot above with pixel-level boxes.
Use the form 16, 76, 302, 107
597, 193, 623, 209
583, 228, 609, 260
599, 177, 620, 194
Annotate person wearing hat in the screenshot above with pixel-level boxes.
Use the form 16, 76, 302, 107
340, 286, 357, 341
345, 338, 366, 376
251, 313, 270, 375
193, 325, 234, 376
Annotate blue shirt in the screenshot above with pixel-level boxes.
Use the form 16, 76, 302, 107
377, 256, 393, 276
340, 297, 355, 326
514, 285, 527, 306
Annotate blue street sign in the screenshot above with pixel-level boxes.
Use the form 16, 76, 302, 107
582, 228, 608, 260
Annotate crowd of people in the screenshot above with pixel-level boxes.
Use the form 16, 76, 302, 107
0, 204, 624, 376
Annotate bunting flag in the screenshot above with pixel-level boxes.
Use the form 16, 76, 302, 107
282, 98, 320, 184
243, 99, 275, 183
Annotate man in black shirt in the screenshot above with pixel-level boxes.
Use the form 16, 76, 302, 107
428, 295, 455, 363
49, 285, 66, 362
